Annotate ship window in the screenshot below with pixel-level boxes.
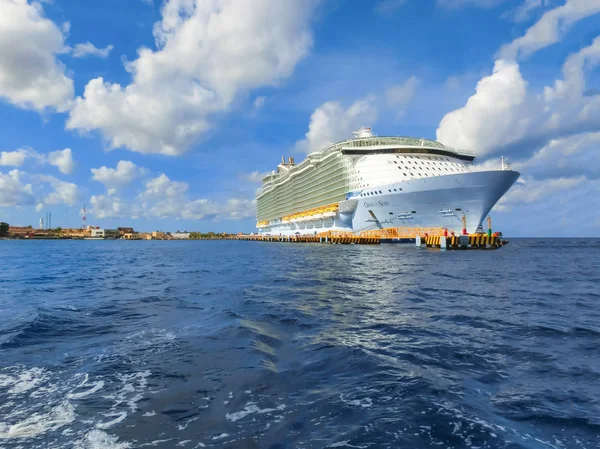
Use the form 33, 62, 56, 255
399, 188, 402, 191
393, 189, 397, 192
403, 173, 407, 176
379, 190, 382, 194
411, 210, 416, 213
389, 212, 394, 215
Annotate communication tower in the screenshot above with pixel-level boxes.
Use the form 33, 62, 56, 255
82, 204, 87, 229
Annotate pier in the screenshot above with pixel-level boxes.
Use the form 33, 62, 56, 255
236, 225, 508, 250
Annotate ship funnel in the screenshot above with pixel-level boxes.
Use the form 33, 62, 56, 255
281, 156, 285, 164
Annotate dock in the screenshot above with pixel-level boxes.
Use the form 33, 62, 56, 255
236, 225, 508, 250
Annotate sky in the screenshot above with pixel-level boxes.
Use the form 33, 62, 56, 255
0, 0, 599, 236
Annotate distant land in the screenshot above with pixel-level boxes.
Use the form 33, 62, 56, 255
0, 223, 236, 240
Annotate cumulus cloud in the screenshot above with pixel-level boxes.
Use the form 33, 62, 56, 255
141, 174, 188, 199
70, 42, 114, 59
46, 148, 75, 175
88, 171, 254, 221
91, 161, 145, 189
67, 0, 320, 155
90, 194, 137, 219
0, 169, 35, 206
294, 98, 378, 154
437, 60, 529, 155
499, 0, 600, 60
0, 0, 73, 111
0, 149, 29, 167
438, 33, 600, 160
0, 147, 75, 174
40, 175, 80, 206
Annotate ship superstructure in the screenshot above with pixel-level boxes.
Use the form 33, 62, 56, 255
256, 128, 519, 236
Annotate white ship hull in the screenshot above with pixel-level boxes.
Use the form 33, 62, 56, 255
261, 170, 519, 236
348, 169, 519, 234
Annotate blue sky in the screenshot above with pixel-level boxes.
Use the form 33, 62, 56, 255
1, 0, 599, 236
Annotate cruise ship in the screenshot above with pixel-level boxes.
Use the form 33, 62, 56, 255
256, 128, 519, 236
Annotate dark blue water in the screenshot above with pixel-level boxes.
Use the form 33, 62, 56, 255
1, 240, 599, 449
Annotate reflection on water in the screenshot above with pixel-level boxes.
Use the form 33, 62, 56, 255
0, 239, 599, 448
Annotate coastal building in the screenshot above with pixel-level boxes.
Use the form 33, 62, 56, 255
118, 227, 134, 239
90, 229, 105, 238
172, 232, 190, 239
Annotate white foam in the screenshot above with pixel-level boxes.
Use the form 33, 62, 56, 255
339, 395, 372, 408
83, 429, 131, 449
177, 440, 192, 446
96, 412, 127, 430
0, 367, 50, 395
68, 381, 105, 400
211, 433, 229, 440
177, 417, 199, 431
328, 441, 368, 448
0, 400, 75, 439
142, 411, 156, 417
225, 403, 286, 422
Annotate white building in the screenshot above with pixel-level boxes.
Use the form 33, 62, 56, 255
172, 232, 190, 239
91, 229, 105, 238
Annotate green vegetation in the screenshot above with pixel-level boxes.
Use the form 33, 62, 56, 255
0, 222, 8, 237
189, 232, 232, 240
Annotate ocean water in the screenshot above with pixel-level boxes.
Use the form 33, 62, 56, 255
0, 239, 599, 449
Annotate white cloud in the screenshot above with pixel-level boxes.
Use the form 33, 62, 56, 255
0, 147, 75, 174
88, 171, 255, 221
0, 0, 73, 111
47, 148, 75, 175
374, 0, 408, 14
294, 98, 378, 154
495, 176, 585, 210
437, 60, 529, 155
512, 0, 546, 22
499, 0, 600, 60
438, 34, 600, 159
0, 169, 35, 206
543, 35, 600, 101
91, 161, 145, 189
90, 194, 136, 219
0, 149, 29, 167
386, 76, 420, 107
513, 131, 600, 180
142, 174, 188, 199
67, 0, 320, 155
39, 175, 79, 206
239, 171, 270, 183
71, 42, 114, 59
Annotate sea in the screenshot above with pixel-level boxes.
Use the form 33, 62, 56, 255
0, 239, 599, 449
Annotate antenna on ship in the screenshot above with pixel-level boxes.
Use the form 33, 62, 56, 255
501, 156, 511, 171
